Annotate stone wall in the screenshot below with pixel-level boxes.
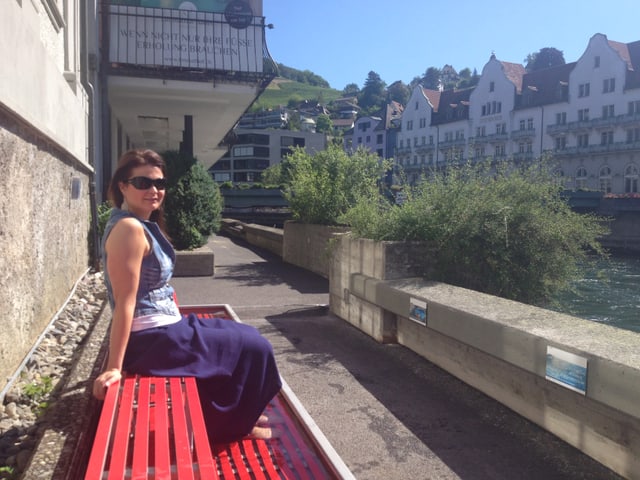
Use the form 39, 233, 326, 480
0, 110, 90, 392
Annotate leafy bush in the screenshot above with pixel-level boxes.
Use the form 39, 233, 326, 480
342, 160, 608, 303
264, 144, 389, 225
163, 151, 222, 250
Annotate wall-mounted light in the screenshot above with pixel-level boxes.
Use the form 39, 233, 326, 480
71, 177, 82, 200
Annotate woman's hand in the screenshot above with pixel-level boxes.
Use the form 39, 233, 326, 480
93, 368, 122, 400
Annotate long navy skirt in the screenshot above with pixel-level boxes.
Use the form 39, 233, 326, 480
122, 314, 282, 443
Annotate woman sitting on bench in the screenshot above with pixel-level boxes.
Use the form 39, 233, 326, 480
92, 148, 281, 443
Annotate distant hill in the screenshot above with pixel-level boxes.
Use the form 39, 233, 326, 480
251, 78, 342, 111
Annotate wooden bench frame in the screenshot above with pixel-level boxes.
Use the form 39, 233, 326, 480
84, 304, 354, 479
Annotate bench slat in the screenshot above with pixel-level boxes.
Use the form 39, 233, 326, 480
108, 376, 136, 479
169, 377, 195, 480
152, 377, 172, 479
240, 440, 267, 480
84, 376, 120, 479
131, 376, 151, 479
184, 377, 219, 479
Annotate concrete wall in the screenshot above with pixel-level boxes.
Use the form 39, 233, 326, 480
329, 234, 640, 479
0, 2, 91, 391
282, 222, 349, 278
244, 224, 284, 257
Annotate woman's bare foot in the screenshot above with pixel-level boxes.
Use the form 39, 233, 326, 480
249, 425, 273, 440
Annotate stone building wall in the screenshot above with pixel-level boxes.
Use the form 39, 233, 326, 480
0, 109, 90, 390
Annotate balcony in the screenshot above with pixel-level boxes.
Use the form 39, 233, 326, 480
510, 128, 536, 139
101, 2, 276, 169
105, 4, 276, 82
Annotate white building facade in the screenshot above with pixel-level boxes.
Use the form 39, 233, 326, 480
394, 33, 640, 194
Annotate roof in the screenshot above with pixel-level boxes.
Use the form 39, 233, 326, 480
421, 88, 441, 111
500, 61, 526, 93
431, 88, 473, 125
516, 62, 575, 108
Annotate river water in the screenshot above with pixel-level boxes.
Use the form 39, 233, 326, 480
548, 256, 640, 334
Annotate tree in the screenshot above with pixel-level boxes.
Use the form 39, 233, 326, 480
386, 80, 410, 105
278, 144, 389, 225
420, 67, 441, 90
358, 71, 387, 114
315, 113, 333, 134
162, 151, 222, 250
342, 83, 360, 96
525, 47, 566, 71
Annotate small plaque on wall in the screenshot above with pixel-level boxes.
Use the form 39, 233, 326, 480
545, 346, 588, 395
409, 298, 427, 326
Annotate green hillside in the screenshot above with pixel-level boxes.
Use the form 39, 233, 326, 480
251, 78, 342, 111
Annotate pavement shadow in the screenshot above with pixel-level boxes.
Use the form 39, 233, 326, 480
263, 308, 622, 480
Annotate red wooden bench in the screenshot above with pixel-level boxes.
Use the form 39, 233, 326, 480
84, 304, 354, 479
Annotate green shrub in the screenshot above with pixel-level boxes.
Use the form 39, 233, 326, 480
342, 160, 608, 304
271, 144, 389, 225
163, 151, 223, 250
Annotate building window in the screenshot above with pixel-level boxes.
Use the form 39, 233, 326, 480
556, 112, 567, 125
421, 136, 426, 145
555, 136, 566, 150
578, 133, 589, 148
489, 81, 495, 92
599, 166, 612, 193
625, 165, 639, 193
602, 104, 615, 119
429, 135, 434, 145
527, 118, 534, 130
627, 128, 640, 144
376, 134, 383, 144
415, 101, 419, 110
603, 78, 616, 93
414, 137, 419, 146
628, 100, 640, 115
419, 118, 426, 128
576, 167, 588, 189
496, 123, 506, 134
281, 136, 305, 147
594, 56, 600, 68
377, 149, 384, 157
578, 108, 589, 122
519, 119, 525, 131
578, 83, 590, 98
601, 131, 614, 145
495, 144, 505, 157
526, 141, 533, 153
407, 120, 413, 130
233, 146, 254, 157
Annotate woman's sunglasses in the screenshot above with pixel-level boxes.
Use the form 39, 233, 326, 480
126, 176, 167, 190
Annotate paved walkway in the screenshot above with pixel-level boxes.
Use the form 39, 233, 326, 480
171, 234, 622, 480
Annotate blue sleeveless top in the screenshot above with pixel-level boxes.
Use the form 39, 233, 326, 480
101, 208, 180, 319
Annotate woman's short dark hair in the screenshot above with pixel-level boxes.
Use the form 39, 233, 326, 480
107, 149, 168, 231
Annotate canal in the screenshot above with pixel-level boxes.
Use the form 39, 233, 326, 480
548, 255, 640, 333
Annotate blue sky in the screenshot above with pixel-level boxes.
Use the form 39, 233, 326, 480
264, 0, 639, 91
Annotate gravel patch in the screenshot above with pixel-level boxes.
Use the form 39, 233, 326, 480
0, 271, 107, 480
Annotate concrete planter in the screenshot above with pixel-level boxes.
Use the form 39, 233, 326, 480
174, 244, 214, 277
283, 222, 349, 278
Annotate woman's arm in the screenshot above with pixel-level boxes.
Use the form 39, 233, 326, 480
92, 218, 148, 400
